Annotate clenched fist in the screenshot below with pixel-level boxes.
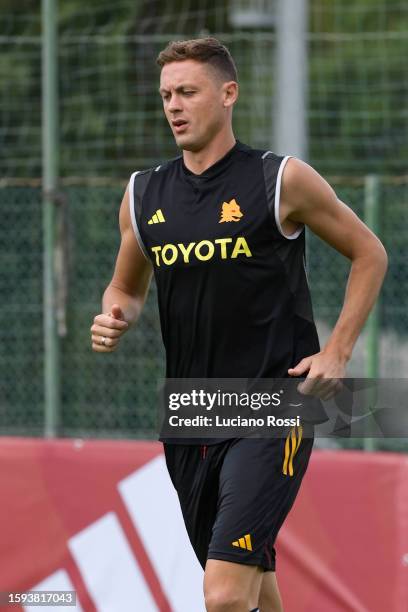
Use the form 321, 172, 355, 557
91, 304, 129, 352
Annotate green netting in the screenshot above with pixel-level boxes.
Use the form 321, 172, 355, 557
2, 1, 408, 177
1, 1, 407, 448
1, 181, 407, 443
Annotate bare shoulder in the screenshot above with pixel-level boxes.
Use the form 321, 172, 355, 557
110, 183, 152, 296
280, 158, 386, 261
118, 182, 146, 256
119, 185, 132, 233
280, 157, 337, 221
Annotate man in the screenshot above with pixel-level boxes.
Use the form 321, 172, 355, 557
91, 38, 387, 612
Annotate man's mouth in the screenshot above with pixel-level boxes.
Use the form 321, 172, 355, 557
172, 119, 189, 133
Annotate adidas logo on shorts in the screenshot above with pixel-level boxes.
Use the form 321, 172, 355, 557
232, 533, 252, 551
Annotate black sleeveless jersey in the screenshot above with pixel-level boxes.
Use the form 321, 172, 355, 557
129, 141, 321, 443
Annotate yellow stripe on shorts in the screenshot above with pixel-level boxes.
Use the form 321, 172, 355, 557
282, 425, 303, 476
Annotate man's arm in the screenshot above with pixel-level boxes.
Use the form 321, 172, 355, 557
91, 186, 152, 352
280, 158, 388, 395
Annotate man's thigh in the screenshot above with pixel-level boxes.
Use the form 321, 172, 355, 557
163, 441, 232, 568
164, 427, 313, 572
208, 430, 313, 571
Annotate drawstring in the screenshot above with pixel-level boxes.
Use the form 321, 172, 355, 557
201, 444, 208, 459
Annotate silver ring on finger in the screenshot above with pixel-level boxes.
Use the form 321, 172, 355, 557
101, 336, 107, 346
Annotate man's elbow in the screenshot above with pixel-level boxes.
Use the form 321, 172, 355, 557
353, 235, 388, 277
370, 237, 388, 277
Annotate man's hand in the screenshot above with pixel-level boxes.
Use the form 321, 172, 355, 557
91, 304, 129, 352
288, 350, 346, 400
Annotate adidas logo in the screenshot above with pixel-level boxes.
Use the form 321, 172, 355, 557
148, 209, 165, 225
232, 533, 252, 551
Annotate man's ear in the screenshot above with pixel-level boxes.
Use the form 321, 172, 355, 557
222, 81, 239, 108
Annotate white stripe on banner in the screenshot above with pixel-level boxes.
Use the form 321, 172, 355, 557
68, 512, 158, 612
118, 455, 206, 612
24, 569, 83, 612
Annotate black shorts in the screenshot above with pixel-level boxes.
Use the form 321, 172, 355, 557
164, 426, 313, 572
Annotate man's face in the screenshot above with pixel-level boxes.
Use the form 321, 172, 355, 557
159, 60, 234, 152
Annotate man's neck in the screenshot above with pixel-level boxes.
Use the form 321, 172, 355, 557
183, 130, 236, 175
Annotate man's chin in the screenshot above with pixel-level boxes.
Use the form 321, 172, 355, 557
174, 133, 201, 152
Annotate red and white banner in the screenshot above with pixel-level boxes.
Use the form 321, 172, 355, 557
0, 438, 407, 611
279, 450, 408, 612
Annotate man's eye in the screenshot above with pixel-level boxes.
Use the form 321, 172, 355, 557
183, 91, 195, 96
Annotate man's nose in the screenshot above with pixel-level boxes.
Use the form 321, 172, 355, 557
168, 94, 182, 112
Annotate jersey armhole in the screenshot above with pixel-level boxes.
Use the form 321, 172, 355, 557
128, 171, 149, 259
274, 156, 304, 240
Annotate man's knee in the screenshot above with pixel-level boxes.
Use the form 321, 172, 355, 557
258, 572, 283, 612
204, 559, 262, 611
204, 588, 250, 612
258, 591, 283, 612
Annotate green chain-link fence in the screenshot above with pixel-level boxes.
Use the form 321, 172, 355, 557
1, 1, 407, 445
1, 179, 407, 440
